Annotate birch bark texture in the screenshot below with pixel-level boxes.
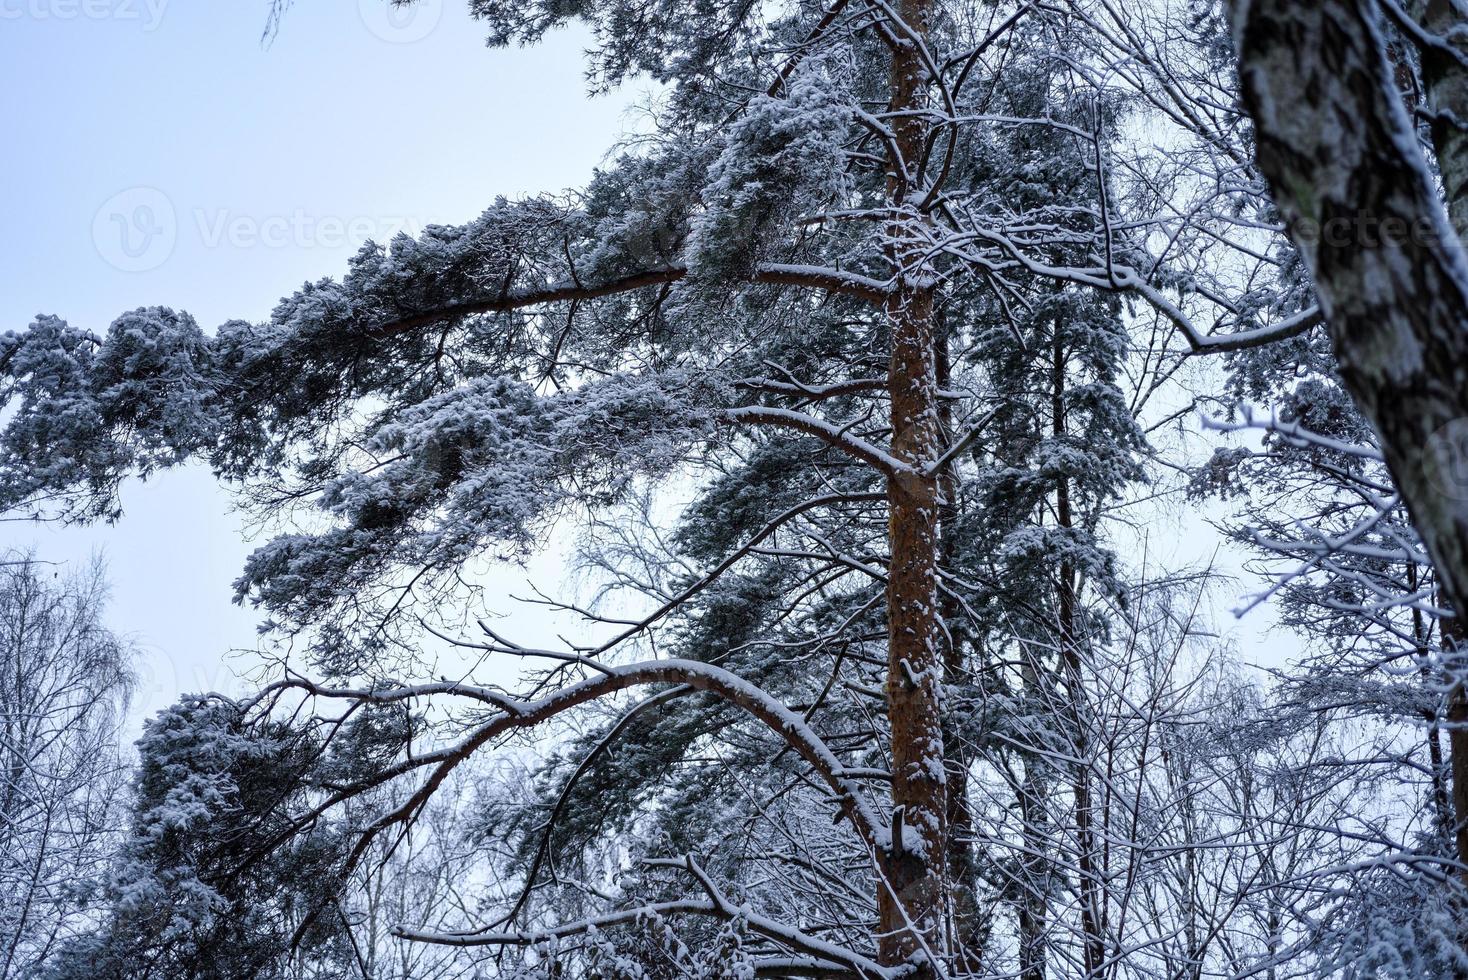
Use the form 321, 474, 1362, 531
1234, 0, 1468, 880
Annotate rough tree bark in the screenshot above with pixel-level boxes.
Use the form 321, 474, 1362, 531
1409, 0, 1468, 237
1406, 0, 1468, 889
1233, 0, 1468, 884
879, 0, 949, 970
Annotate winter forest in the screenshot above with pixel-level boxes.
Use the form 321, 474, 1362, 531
7, 0, 1468, 976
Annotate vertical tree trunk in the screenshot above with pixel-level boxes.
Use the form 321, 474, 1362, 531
939, 328, 985, 973
1413, 568, 1456, 839
1052, 328, 1104, 977
879, 0, 948, 971
1409, 0, 1468, 236
1445, 614, 1468, 886
883, 276, 948, 971
1017, 765, 1050, 980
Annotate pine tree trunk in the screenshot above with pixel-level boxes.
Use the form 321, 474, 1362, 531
883, 275, 948, 971
879, 0, 949, 970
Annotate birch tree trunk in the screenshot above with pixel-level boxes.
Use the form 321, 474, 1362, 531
1407, 0, 1468, 891
1233, 0, 1468, 891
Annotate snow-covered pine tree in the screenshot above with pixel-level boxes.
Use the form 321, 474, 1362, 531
483, 15, 1156, 976
940, 32, 1147, 976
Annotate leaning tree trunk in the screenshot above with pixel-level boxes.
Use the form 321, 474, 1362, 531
1407, 0, 1468, 889
880, 0, 949, 971
1232, 0, 1468, 889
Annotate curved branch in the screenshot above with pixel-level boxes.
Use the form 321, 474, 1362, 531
952, 222, 1324, 353
365, 263, 892, 340
461, 491, 885, 665
726, 407, 911, 477
276, 657, 890, 856
396, 901, 883, 977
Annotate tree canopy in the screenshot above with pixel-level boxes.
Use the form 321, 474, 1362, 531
7, 0, 1468, 977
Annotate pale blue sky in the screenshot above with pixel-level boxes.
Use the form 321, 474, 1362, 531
0, 0, 634, 729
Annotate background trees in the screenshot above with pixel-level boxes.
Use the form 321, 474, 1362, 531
0, 555, 133, 978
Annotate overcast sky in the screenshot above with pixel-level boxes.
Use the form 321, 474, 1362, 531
0, 0, 639, 732
0, 0, 1297, 739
